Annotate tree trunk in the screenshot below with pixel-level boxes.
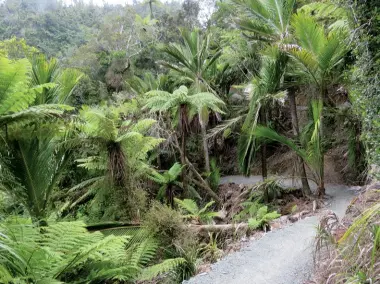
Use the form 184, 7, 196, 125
317, 91, 326, 197
260, 108, 268, 181
167, 184, 174, 208
201, 123, 211, 173
180, 105, 188, 189
149, 1, 153, 19
261, 144, 267, 180
288, 91, 312, 196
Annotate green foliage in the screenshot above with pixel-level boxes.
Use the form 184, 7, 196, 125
145, 85, 225, 127
234, 199, 262, 222
252, 100, 325, 190
174, 198, 219, 224
0, 56, 71, 126
148, 162, 184, 203
160, 28, 222, 92
199, 232, 223, 263
209, 158, 221, 191
247, 206, 281, 230
0, 219, 184, 283
0, 55, 79, 221
238, 48, 288, 176
0, 37, 39, 59
172, 244, 199, 282
326, 203, 380, 282
143, 201, 187, 248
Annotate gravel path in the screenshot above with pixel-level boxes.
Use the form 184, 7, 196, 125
185, 176, 355, 284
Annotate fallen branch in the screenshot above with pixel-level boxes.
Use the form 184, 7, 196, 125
188, 223, 249, 234
187, 164, 222, 205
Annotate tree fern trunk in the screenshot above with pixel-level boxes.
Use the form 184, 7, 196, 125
180, 105, 188, 189
201, 123, 210, 173
288, 91, 312, 196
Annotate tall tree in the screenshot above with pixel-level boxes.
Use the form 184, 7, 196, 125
0, 56, 77, 221
288, 13, 348, 195
228, 0, 312, 194
144, 85, 224, 202
160, 28, 222, 172
239, 48, 288, 180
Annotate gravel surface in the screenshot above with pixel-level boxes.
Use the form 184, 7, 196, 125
185, 177, 355, 284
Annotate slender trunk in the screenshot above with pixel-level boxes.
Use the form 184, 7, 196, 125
261, 144, 267, 180
317, 89, 326, 197
180, 105, 188, 189
149, 1, 153, 19
181, 131, 186, 166
260, 108, 268, 181
167, 184, 174, 208
288, 91, 312, 196
201, 123, 210, 173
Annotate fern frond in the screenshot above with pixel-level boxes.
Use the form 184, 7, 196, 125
139, 258, 186, 281
174, 198, 199, 215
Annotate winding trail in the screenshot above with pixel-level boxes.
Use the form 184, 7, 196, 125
185, 176, 355, 284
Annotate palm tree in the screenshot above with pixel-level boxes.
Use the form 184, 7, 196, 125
143, 0, 161, 19
160, 28, 222, 172
2, 135, 70, 222
229, 0, 312, 195
31, 55, 83, 105
252, 100, 324, 196
148, 162, 184, 207
144, 85, 224, 201
0, 56, 72, 127
0, 56, 80, 221
288, 13, 348, 195
239, 48, 288, 180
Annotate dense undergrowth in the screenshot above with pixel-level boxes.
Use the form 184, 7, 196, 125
0, 0, 378, 283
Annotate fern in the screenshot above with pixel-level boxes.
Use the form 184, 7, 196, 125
174, 198, 219, 224
0, 219, 183, 283
248, 206, 281, 230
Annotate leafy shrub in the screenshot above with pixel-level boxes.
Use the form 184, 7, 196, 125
233, 200, 262, 222
143, 201, 186, 248
247, 206, 281, 230
199, 232, 223, 263
172, 244, 199, 282
0, 219, 184, 283
174, 198, 219, 224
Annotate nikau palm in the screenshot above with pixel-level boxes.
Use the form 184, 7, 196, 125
0, 56, 79, 221
230, 0, 312, 195
288, 13, 348, 195
160, 29, 223, 172
239, 48, 288, 180
252, 100, 324, 194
